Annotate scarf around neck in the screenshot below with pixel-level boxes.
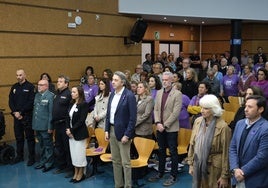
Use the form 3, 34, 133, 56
192, 117, 217, 188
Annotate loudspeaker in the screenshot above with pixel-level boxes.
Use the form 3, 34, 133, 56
130, 20, 148, 43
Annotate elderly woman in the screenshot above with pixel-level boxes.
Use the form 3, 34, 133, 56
188, 94, 231, 188
221, 65, 239, 102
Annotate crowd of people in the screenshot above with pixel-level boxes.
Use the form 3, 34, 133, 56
7, 46, 268, 187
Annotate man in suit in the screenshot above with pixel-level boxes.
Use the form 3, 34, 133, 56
229, 95, 268, 188
32, 79, 55, 172
148, 71, 182, 186
105, 71, 137, 188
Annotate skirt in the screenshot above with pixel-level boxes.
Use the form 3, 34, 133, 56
69, 138, 87, 167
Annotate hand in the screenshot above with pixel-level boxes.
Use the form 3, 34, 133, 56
105, 132, 110, 141
14, 112, 22, 119
47, 129, 53, 134
156, 123, 165, 132
234, 168, 245, 182
121, 135, 129, 144
66, 128, 73, 138
189, 165, 193, 176
217, 177, 228, 188
94, 116, 100, 122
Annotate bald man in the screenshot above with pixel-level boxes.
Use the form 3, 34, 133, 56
32, 79, 55, 172
9, 69, 36, 165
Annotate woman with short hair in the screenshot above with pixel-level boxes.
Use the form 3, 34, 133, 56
188, 94, 231, 188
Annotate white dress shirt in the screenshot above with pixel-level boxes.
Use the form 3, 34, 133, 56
109, 87, 125, 124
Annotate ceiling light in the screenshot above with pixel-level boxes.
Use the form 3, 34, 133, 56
184, 19, 187, 22
202, 21, 205, 24
164, 17, 167, 20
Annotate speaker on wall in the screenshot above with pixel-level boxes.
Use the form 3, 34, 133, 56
130, 19, 148, 43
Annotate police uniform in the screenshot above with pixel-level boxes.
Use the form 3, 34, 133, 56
52, 88, 72, 170
8, 80, 35, 162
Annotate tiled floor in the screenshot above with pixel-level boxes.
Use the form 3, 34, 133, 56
0, 159, 192, 188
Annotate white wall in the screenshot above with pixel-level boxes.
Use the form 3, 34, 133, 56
119, 0, 268, 21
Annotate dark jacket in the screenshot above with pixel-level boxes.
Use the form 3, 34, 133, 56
9, 80, 35, 116
105, 88, 137, 141
67, 102, 89, 141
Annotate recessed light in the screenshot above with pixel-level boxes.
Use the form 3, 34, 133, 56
184, 19, 187, 22
164, 17, 167, 20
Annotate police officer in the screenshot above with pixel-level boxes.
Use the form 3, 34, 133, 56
52, 75, 72, 175
8, 69, 35, 166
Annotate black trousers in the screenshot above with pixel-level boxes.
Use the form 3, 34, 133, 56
157, 130, 178, 178
54, 122, 72, 169
13, 116, 35, 160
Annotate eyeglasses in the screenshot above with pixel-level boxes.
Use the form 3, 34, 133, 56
38, 84, 46, 86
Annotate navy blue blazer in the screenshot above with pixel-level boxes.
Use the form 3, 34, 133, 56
67, 102, 89, 141
105, 88, 137, 141
229, 117, 268, 187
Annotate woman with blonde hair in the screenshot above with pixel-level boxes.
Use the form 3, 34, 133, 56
135, 81, 154, 138
188, 94, 231, 188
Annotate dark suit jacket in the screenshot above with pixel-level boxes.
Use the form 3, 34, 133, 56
229, 117, 268, 187
105, 88, 137, 141
67, 102, 89, 141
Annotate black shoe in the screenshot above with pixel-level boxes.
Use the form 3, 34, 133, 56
148, 172, 164, 182
27, 160, 35, 166
69, 178, 75, 183
42, 166, 53, 173
35, 164, 44, 169
73, 175, 85, 183
11, 157, 24, 165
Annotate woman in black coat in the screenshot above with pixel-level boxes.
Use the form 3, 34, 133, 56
66, 86, 89, 183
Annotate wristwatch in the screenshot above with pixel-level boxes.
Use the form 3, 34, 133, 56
231, 168, 237, 176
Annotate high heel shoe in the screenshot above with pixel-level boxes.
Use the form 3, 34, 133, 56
69, 178, 75, 183
73, 174, 86, 183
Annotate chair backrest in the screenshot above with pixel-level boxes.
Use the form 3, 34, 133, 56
177, 128, 192, 154
134, 137, 155, 161
86, 126, 95, 148
228, 96, 242, 112
95, 128, 109, 151
222, 110, 235, 125
223, 103, 233, 111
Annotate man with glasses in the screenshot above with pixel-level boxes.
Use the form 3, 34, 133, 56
32, 79, 55, 172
